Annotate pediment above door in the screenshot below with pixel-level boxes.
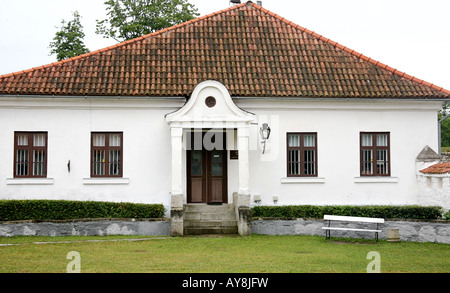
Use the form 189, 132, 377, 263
166, 80, 254, 127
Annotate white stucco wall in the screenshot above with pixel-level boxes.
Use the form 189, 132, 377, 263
0, 96, 444, 210
415, 159, 450, 210
0, 97, 184, 210
235, 98, 443, 207
417, 174, 450, 210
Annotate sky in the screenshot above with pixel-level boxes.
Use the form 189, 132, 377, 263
0, 0, 449, 91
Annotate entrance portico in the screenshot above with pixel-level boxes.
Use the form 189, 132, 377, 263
166, 80, 254, 236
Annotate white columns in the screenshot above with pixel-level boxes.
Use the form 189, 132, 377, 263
169, 126, 184, 236
238, 126, 250, 196
170, 126, 183, 198
236, 126, 252, 236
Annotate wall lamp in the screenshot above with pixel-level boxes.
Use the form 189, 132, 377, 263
259, 123, 271, 154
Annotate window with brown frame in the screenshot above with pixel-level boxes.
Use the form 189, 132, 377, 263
91, 132, 123, 177
360, 132, 390, 176
14, 132, 48, 178
287, 132, 317, 177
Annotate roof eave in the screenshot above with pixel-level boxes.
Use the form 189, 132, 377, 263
233, 96, 450, 102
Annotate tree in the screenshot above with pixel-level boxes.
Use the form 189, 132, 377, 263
49, 11, 89, 61
441, 118, 450, 148
440, 102, 450, 148
96, 0, 199, 42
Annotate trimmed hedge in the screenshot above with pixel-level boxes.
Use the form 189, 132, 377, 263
251, 205, 445, 220
0, 200, 165, 221
445, 210, 450, 221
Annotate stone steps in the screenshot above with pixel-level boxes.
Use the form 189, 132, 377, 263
184, 227, 238, 235
183, 204, 238, 235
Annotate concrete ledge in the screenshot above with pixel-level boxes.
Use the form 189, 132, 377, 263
0, 218, 170, 237
252, 218, 450, 244
280, 177, 325, 184
2, 218, 448, 244
82, 178, 130, 185
237, 207, 252, 236
6, 178, 54, 185
353, 177, 399, 183
170, 208, 184, 236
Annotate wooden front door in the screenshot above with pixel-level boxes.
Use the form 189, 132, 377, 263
187, 131, 227, 204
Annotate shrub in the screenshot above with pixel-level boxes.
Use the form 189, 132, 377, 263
0, 200, 165, 221
251, 205, 445, 220
445, 210, 450, 220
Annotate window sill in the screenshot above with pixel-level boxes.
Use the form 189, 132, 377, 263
280, 177, 325, 184
354, 177, 398, 183
82, 178, 130, 185
6, 178, 54, 185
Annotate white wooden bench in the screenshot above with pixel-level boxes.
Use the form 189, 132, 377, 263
322, 215, 384, 242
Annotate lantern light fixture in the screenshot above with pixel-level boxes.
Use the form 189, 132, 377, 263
259, 123, 271, 154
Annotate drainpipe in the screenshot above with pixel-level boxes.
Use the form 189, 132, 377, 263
438, 106, 450, 155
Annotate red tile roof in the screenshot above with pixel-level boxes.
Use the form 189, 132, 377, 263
420, 162, 450, 174
0, 1, 449, 98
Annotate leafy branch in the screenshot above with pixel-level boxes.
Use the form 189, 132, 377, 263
95, 0, 199, 42
49, 11, 89, 61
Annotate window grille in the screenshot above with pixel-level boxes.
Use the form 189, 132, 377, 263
14, 132, 47, 178
287, 133, 317, 177
360, 132, 390, 176
91, 132, 123, 177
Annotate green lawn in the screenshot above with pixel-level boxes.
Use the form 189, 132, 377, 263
0, 234, 448, 273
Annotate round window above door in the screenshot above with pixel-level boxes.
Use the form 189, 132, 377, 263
205, 96, 216, 108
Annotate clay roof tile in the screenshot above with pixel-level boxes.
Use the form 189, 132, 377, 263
420, 162, 450, 174
0, 1, 448, 99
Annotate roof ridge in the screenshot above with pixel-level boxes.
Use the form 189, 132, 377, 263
0, 1, 248, 79
250, 2, 450, 96
1, 1, 448, 98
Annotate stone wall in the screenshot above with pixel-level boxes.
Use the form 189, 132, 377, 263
252, 218, 450, 244
417, 174, 450, 210
415, 147, 450, 210
441, 153, 450, 162
0, 219, 170, 237
1, 218, 449, 244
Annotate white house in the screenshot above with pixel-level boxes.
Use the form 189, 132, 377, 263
0, 1, 449, 235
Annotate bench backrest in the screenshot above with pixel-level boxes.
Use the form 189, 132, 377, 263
324, 215, 384, 223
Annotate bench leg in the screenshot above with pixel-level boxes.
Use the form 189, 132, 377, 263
375, 223, 379, 243
325, 220, 330, 240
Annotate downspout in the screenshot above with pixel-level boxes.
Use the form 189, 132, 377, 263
438, 103, 450, 155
